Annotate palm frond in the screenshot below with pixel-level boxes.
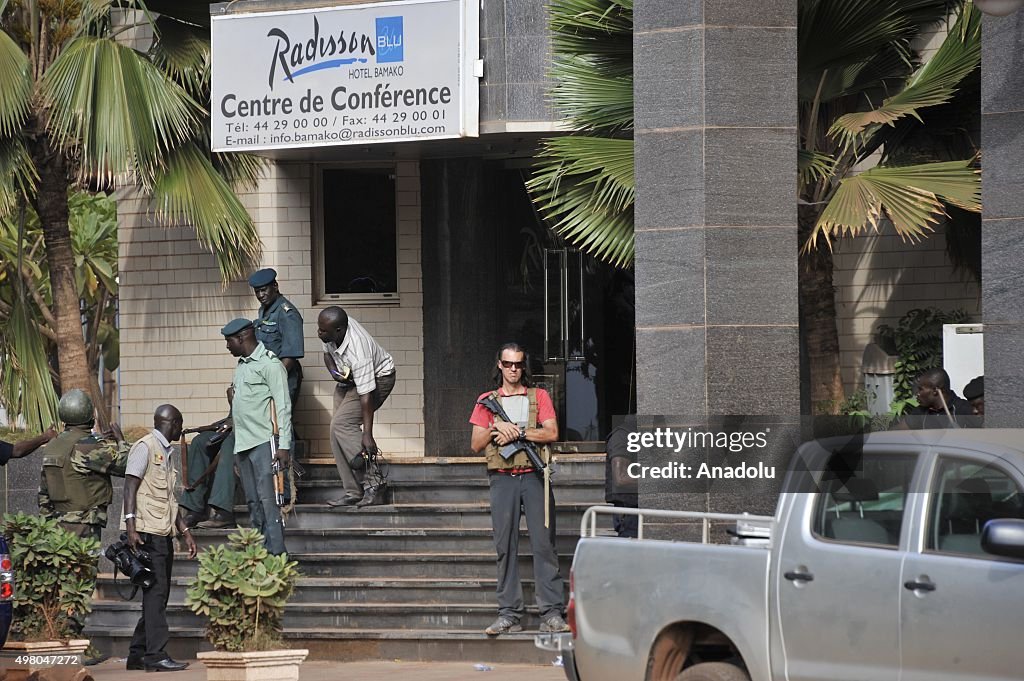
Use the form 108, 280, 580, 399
829, 2, 979, 147
804, 158, 980, 250
150, 14, 210, 99
0, 28, 32, 138
550, 55, 633, 131
527, 136, 635, 267
0, 136, 37, 219
799, 149, 838, 189
151, 142, 261, 280
41, 36, 199, 186
548, 0, 633, 59
798, 0, 950, 100
0, 290, 59, 433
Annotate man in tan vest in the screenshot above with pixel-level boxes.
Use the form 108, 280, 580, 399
469, 343, 569, 637
122, 404, 196, 673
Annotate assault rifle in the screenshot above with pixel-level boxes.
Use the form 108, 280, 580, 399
476, 395, 546, 473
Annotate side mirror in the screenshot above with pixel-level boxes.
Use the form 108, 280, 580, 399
981, 518, 1024, 559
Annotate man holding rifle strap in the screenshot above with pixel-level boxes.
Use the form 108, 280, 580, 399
469, 343, 569, 637
221, 318, 291, 556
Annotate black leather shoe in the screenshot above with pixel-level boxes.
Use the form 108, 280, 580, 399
126, 657, 144, 670
144, 657, 190, 672
196, 508, 235, 529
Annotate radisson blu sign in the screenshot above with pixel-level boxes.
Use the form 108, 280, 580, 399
210, 0, 479, 152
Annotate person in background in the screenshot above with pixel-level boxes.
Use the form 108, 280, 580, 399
963, 376, 984, 416
605, 415, 638, 538
0, 427, 56, 465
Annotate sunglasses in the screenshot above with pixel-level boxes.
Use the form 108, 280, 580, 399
500, 360, 525, 370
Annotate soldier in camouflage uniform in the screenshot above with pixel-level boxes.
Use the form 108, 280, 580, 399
37, 389, 129, 541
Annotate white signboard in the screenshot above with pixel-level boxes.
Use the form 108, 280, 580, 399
211, 0, 479, 152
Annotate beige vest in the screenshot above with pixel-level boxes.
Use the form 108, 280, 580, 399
120, 433, 177, 536
484, 388, 553, 470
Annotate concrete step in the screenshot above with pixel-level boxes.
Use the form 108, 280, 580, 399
238, 502, 611, 530
84, 627, 558, 664
162, 551, 575, 579
96, 575, 546, 606
88, 600, 562, 632
184, 527, 589, 554
295, 478, 604, 505
296, 454, 605, 482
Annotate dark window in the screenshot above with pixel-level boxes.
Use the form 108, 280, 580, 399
812, 453, 916, 547
319, 167, 397, 300
927, 458, 1024, 557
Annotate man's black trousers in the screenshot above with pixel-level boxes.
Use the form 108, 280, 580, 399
129, 533, 174, 664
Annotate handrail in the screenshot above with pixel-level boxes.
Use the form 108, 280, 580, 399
581, 505, 775, 542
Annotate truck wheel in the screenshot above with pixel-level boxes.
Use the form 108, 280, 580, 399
677, 662, 749, 681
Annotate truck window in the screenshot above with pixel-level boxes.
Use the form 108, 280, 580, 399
927, 458, 1024, 557
812, 453, 915, 547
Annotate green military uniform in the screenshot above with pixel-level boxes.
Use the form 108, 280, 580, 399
179, 428, 237, 515
254, 294, 304, 406
38, 426, 129, 540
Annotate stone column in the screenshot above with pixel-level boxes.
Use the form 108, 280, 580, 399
981, 13, 1024, 427
633, 1, 800, 514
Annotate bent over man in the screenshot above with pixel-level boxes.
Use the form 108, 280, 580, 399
318, 306, 396, 508
469, 343, 569, 636
123, 404, 196, 673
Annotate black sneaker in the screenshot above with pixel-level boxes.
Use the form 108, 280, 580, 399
485, 616, 523, 636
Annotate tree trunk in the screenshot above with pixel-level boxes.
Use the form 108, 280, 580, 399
798, 205, 845, 414
29, 124, 111, 430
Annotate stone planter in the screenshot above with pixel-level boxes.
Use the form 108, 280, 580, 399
197, 648, 309, 681
0, 639, 89, 680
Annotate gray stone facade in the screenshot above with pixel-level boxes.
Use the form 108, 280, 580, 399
982, 12, 1024, 428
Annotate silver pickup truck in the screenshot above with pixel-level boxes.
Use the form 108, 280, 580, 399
541, 429, 1024, 681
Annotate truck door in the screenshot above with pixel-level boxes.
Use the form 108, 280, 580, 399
900, 451, 1024, 681
774, 451, 916, 681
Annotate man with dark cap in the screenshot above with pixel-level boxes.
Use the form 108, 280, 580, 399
902, 368, 976, 429
963, 376, 984, 416
221, 318, 291, 555
249, 268, 304, 409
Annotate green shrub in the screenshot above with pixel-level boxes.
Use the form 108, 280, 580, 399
877, 307, 968, 401
0, 513, 99, 641
185, 527, 299, 652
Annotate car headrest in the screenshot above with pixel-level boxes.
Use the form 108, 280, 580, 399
829, 477, 880, 503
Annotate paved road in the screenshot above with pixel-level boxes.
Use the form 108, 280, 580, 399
85, 658, 568, 680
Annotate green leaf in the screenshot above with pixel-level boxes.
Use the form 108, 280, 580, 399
805, 158, 980, 250
151, 142, 261, 280
0, 29, 32, 138
829, 3, 980, 148
0, 137, 37, 219
549, 55, 633, 132
41, 36, 199, 186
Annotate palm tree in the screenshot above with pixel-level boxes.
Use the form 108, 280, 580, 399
799, 0, 981, 411
0, 1, 262, 426
526, 0, 634, 269
531, 0, 981, 414
0, 192, 120, 430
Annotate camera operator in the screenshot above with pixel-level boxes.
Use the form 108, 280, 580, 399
121, 404, 196, 673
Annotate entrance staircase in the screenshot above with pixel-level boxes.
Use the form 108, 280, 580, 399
85, 454, 610, 662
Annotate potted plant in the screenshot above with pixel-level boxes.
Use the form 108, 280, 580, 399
185, 527, 306, 681
0, 513, 97, 673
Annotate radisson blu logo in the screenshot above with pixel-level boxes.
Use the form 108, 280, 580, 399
376, 17, 404, 63
266, 15, 404, 89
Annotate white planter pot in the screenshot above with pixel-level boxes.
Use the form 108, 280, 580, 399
0, 639, 90, 675
197, 648, 310, 681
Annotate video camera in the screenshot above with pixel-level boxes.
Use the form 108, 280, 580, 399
104, 534, 156, 590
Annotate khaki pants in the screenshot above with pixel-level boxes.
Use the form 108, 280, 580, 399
330, 371, 396, 497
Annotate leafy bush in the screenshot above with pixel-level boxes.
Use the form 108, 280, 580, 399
0, 513, 100, 641
185, 527, 299, 652
877, 307, 968, 401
